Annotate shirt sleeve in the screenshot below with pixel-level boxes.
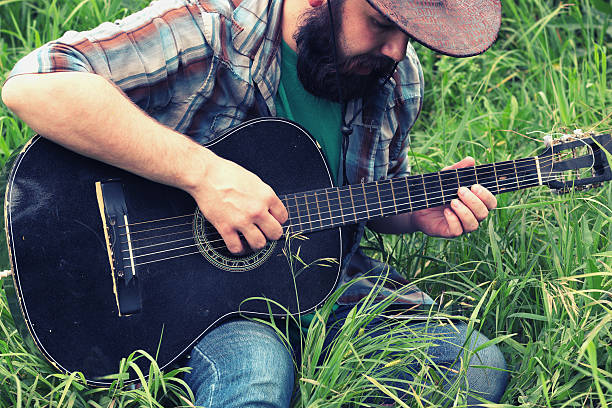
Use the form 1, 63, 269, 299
7, 0, 214, 112
385, 43, 424, 179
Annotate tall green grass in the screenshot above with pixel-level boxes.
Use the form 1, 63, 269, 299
1, 0, 611, 406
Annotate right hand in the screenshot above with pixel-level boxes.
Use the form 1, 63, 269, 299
190, 155, 288, 254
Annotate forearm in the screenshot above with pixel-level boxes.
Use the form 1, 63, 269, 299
367, 212, 418, 235
2, 72, 214, 195
2, 71, 288, 253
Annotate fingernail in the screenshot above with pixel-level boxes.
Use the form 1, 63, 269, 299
452, 199, 460, 207
472, 184, 481, 194
459, 187, 469, 196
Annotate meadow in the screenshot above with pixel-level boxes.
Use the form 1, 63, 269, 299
0, 0, 611, 406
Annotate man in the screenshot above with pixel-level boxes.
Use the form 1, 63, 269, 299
2, 0, 508, 405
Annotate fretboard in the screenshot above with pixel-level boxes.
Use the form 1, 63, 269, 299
281, 157, 542, 235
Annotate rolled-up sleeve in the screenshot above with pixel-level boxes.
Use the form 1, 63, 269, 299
9, 37, 99, 76
7, 0, 214, 111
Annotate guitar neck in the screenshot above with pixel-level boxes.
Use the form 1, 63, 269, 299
282, 156, 543, 235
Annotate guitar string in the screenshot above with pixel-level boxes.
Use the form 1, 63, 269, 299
123, 177, 548, 268
119, 169, 542, 246
125, 229, 194, 244
119, 175, 547, 263
111, 144, 598, 266
117, 156, 550, 236
118, 165, 566, 254
114, 157, 543, 231
119, 161, 563, 246
122, 162, 592, 267
113, 148, 591, 235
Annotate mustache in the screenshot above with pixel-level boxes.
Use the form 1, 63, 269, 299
339, 54, 397, 76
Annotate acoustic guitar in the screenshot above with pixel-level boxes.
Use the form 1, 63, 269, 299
3, 117, 611, 385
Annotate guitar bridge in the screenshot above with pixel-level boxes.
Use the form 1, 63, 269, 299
96, 180, 142, 316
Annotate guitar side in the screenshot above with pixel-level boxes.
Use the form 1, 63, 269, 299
4, 118, 342, 385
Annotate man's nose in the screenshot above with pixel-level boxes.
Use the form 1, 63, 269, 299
380, 31, 409, 62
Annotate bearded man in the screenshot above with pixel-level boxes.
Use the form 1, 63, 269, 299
2, 0, 508, 405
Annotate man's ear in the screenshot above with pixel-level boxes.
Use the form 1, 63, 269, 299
308, 0, 325, 7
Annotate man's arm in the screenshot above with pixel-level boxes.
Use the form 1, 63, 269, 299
1, 72, 287, 253
368, 157, 497, 237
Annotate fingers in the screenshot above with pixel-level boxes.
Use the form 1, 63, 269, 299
439, 157, 497, 236
445, 184, 497, 236
194, 156, 289, 254
214, 198, 287, 254
441, 156, 476, 171
269, 196, 289, 224
240, 224, 268, 252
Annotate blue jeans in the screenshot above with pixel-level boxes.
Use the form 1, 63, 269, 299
184, 309, 508, 407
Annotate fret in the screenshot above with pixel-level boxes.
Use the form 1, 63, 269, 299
338, 186, 356, 225
303, 193, 313, 231
293, 195, 302, 231
323, 188, 333, 228
474, 166, 479, 185
407, 175, 426, 211
288, 194, 309, 234
313, 190, 323, 229
420, 174, 429, 208
282, 196, 293, 235
492, 163, 501, 193
493, 161, 518, 193
404, 177, 413, 212
361, 183, 370, 219
327, 188, 344, 228
364, 182, 383, 218
389, 179, 398, 214
389, 177, 409, 215
336, 188, 344, 224
376, 178, 396, 216
454, 168, 460, 188
375, 180, 384, 216
437, 171, 445, 203
475, 164, 498, 194
347, 185, 358, 222
422, 172, 444, 208
511, 160, 521, 190
349, 184, 368, 223
439, 169, 461, 206
457, 167, 477, 188
293, 194, 311, 233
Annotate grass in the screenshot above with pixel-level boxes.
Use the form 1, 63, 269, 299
1, 0, 611, 406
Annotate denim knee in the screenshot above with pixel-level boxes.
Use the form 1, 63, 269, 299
184, 320, 294, 408
425, 323, 508, 405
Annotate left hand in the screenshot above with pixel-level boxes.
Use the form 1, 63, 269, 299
411, 157, 497, 238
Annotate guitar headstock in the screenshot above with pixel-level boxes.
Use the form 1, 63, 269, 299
538, 131, 612, 193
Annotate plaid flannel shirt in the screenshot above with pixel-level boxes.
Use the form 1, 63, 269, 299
9, 0, 432, 307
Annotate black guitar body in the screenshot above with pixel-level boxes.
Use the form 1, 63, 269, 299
5, 118, 342, 385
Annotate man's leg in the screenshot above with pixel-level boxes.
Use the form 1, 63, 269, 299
420, 321, 508, 405
185, 320, 294, 408
324, 306, 508, 406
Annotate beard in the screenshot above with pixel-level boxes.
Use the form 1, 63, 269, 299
294, 1, 397, 102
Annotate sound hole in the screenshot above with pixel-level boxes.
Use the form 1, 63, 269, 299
192, 209, 276, 272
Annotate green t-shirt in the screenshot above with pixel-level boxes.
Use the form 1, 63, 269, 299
274, 40, 342, 328
274, 40, 342, 185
